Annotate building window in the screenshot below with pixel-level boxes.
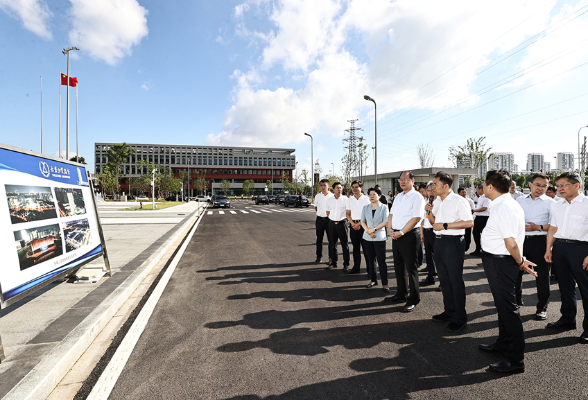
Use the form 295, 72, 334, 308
166, 155, 170, 164
96, 165, 101, 173
198, 156, 202, 164
214, 170, 217, 174
229, 158, 233, 165
182, 156, 186, 164
229, 170, 232, 175
263, 158, 267, 166
224, 157, 228, 165
239, 157, 243, 166
254, 158, 258, 166
132, 166, 135, 174
249, 170, 252, 174
149, 155, 153, 163
273, 159, 276, 166
209, 156, 212, 165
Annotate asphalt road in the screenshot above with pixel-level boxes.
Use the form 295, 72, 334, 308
107, 200, 587, 399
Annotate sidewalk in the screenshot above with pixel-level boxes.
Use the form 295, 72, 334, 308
0, 201, 205, 399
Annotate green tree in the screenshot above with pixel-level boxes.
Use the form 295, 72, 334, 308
105, 143, 135, 195
300, 169, 310, 195
98, 166, 117, 197
69, 155, 86, 164
448, 137, 492, 190
193, 169, 208, 195
515, 175, 526, 189
266, 179, 273, 193
221, 179, 231, 195
242, 179, 254, 197
280, 171, 290, 194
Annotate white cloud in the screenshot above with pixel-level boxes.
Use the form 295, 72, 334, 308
140, 80, 152, 90
234, 3, 249, 19
68, 0, 149, 65
215, 35, 225, 44
0, 0, 52, 39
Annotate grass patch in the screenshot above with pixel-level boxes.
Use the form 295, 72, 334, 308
123, 201, 184, 211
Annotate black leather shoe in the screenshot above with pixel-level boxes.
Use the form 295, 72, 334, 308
325, 264, 338, 270
489, 359, 525, 374
535, 310, 547, 321
343, 267, 349, 272
478, 343, 506, 355
432, 312, 452, 322
421, 278, 435, 286
314, 258, 322, 264
436, 285, 442, 292
470, 251, 481, 256
345, 268, 360, 274
382, 287, 390, 293
446, 322, 467, 333
517, 299, 524, 307
580, 332, 588, 344
546, 320, 576, 330
384, 294, 407, 303
366, 282, 378, 288
403, 304, 415, 313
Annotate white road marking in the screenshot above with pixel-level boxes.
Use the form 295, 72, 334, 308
230, 211, 237, 214
251, 210, 261, 213
261, 209, 272, 213
219, 211, 225, 214
207, 211, 213, 215
87, 207, 206, 400
240, 210, 249, 213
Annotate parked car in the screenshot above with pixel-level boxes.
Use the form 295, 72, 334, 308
277, 195, 286, 204
268, 195, 277, 203
212, 195, 231, 208
251, 195, 258, 201
256, 195, 269, 205
137, 195, 149, 201
285, 195, 310, 207
196, 195, 211, 202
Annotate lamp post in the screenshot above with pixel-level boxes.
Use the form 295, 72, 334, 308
152, 168, 157, 209
331, 162, 334, 177
579, 125, 588, 191
304, 133, 313, 199
295, 161, 299, 194
62, 46, 80, 161
364, 95, 377, 185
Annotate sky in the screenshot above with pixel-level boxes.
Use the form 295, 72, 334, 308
1, 0, 588, 177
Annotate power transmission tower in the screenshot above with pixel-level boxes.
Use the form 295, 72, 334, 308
342, 119, 363, 182
581, 136, 587, 190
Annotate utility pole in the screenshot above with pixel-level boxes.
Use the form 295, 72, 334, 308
62, 46, 79, 160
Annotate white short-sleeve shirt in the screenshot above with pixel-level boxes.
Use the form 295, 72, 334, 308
422, 197, 441, 229
390, 188, 425, 230
475, 195, 491, 216
550, 193, 588, 241
516, 194, 555, 236
326, 195, 349, 221
314, 192, 333, 217
346, 194, 370, 220
431, 191, 474, 236
481, 194, 526, 255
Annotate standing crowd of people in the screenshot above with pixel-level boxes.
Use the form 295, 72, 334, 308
313, 169, 588, 374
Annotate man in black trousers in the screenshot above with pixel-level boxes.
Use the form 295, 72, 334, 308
478, 169, 537, 374
326, 182, 350, 270
471, 183, 490, 256
386, 171, 425, 312
345, 180, 370, 274
313, 179, 333, 264
458, 187, 475, 252
420, 181, 439, 286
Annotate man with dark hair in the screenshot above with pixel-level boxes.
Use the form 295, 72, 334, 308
426, 171, 473, 332
375, 184, 387, 205
545, 171, 588, 344
458, 187, 475, 252
326, 182, 350, 270
509, 181, 524, 200
471, 183, 490, 256
386, 171, 425, 312
546, 185, 562, 202
314, 179, 333, 264
516, 173, 555, 317
346, 180, 370, 274
420, 181, 439, 287
478, 169, 537, 374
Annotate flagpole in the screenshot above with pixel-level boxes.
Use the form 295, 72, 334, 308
40, 76, 43, 153
59, 71, 61, 158
76, 85, 79, 163
66, 53, 70, 160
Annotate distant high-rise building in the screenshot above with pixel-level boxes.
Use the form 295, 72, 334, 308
514, 164, 519, 173
527, 153, 545, 172
489, 152, 515, 172
557, 152, 574, 171
544, 162, 551, 172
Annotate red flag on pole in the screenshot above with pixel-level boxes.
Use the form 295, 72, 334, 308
61, 73, 78, 87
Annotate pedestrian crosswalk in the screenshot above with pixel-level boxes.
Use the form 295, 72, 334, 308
206, 207, 315, 216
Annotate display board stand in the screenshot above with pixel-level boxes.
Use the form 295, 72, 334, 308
0, 334, 5, 363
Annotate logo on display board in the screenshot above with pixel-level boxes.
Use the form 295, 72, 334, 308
39, 162, 50, 178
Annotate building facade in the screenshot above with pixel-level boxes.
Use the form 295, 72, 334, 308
526, 153, 545, 172
94, 143, 296, 196
489, 152, 515, 172
556, 152, 574, 171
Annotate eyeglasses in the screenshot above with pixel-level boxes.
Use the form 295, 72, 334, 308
556, 183, 575, 189
399, 179, 412, 182
532, 183, 548, 188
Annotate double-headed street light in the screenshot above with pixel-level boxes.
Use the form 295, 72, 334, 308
304, 133, 313, 199
364, 95, 377, 185
62, 46, 79, 160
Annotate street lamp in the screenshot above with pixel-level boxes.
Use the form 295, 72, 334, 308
62, 46, 80, 160
304, 133, 313, 199
364, 95, 377, 185
151, 168, 157, 209
578, 125, 588, 191
295, 161, 299, 193
331, 162, 334, 176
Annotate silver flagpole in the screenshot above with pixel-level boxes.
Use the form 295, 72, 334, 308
59, 71, 61, 158
40, 76, 43, 153
66, 53, 70, 160
76, 84, 79, 163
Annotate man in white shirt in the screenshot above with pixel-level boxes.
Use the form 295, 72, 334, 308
546, 185, 563, 203
426, 172, 473, 333
314, 179, 334, 264
471, 184, 490, 256
386, 171, 425, 312
346, 180, 370, 274
458, 187, 475, 253
509, 181, 524, 200
421, 182, 439, 287
545, 172, 588, 344
478, 169, 537, 374
515, 173, 555, 319
326, 182, 350, 270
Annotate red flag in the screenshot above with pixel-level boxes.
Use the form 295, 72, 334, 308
61, 73, 78, 87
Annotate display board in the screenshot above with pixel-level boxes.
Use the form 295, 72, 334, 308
0, 143, 108, 308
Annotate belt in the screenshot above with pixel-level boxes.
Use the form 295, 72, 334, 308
393, 228, 419, 233
435, 234, 464, 239
317, 216, 328, 219
331, 219, 346, 224
480, 250, 513, 259
352, 219, 361, 223
557, 238, 587, 244
423, 227, 433, 231
525, 235, 546, 240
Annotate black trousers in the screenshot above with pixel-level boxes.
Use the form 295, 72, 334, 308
515, 235, 550, 311
365, 240, 388, 285
392, 229, 420, 305
552, 240, 588, 332
328, 220, 350, 267
435, 235, 467, 324
349, 223, 366, 271
464, 227, 472, 252
473, 216, 489, 252
315, 217, 331, 259
482, 255, 525, 364
423, 228, 437, 280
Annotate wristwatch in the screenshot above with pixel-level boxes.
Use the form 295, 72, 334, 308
540, 225, 544, 231
443, 223, 448, 230
517, 257, 525, 267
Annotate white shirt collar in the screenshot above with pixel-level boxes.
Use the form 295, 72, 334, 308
525, 193, 549, 201
488, 193, 509, 210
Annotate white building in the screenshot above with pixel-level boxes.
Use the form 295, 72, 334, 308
544, 162, 551, 172
557, 152, 574, 171
527, 153, 545, 172
489, 152, 515, 172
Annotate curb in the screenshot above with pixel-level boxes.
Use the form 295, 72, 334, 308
2, 205, 205, 400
